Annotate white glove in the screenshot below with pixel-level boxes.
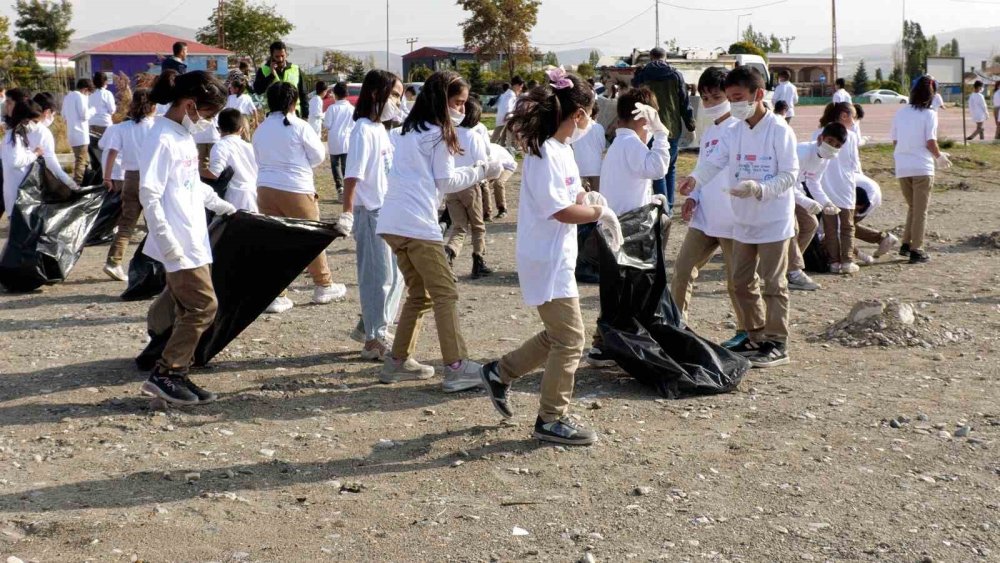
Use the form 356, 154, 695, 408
482, 161, 504, 180
632, 103, 669, 136
651, 194, 668, 209
501, 160, 517, 172
337, 211, 354, 233
596, 206, 624, 252
822, 202, 841, 216
805, 200, 823, 215
582, 191, 609, 207
935, 152, 952, 169
207, 199, 237, 216
729, 180, 762, 199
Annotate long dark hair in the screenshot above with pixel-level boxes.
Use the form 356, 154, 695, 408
32, 92, 56, 113
150, 70, 227, 115
506, 72, 594, 157
909, 76, 935, 110
266, 81, 298, 126
5, 99, 42, 146
353, 69, 400, 123
402, 70, 468, 154
819, 102, 853, 127
459, 97, 482, 128
128, 88, 155, 123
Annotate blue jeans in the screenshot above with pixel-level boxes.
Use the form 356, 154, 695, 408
354, 206, 404, 341
651, 137, 680, 208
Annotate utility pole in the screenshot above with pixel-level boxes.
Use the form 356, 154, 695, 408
655, 0, 660, 48
218, 0, 225, 49
386, 0, 390, 69
831, 0, 838, 87
901, 0, 907, 85
406, 37, 418, 53
781, 35, 796, 53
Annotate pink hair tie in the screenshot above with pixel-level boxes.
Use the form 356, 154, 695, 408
547, 67, 572, 90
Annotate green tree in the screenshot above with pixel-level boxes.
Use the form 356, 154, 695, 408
902, 20, 930, 81
875, 67, 883, 81
951, 38, 960, 56
322, 50, 360, 75
13, 0, 73, 80
939, 38, 960, 57
727, 41, 766, 58
8, 40, 44, 83
588, 49, 600, 66
889, 65, 903, 84
741, 24, 782, 54
347, 60, 367, 82
196, 0, 294, 65
365, 54, 378, 71
852, 59, 869, 95
542, 51, 558, 67
458, 61, 486, 94
457, 0, 541, 80
408, 64, 432, 82
576, 62, 594, 79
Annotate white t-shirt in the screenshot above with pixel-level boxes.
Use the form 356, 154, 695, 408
495, 90, 516, 126
104, 117, 156, 172
689, 118, 740, 238
1, 130, 35, 212
455, 125, 489, 168
969, 92, 988, 123
993, 90, 1000, 111
377, 124, 465, 241
855, 174, 882, 220
97, 122, 125, 181
209, 135, 258, 195
88, 88, 116, 127
225, 94, 256, 116
472, 123, 490, 147
772, 81, 799, 117
308, 95, 325, 134
489, 143, 515, 168
252, 112, 326, 194
61, 90, 95, 147
795, 141, 831, 207
572, 122, 606, 177
930, 93, 944, 111
832, 89, 852, 104
516, 138, 584, 307
323, 100, 355, 156
345, 118, 393, 211
155, 103, 170, 117
810, 128, 860, 209
28, 123, 76, 188
599, 129, 670, 216
889, 106, 937, 178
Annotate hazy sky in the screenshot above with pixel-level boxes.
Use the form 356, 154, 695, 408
1, 0, 997, 58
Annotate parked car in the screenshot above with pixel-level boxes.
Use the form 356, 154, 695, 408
347, 83, 363, 105
862, 89, 909, 104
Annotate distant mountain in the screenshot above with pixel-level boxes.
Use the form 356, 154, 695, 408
552, 48, 601, 67
69, 25, 202, 54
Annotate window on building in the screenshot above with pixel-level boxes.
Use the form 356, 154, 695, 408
99, 58, 113, 72
206, 58, 218, 71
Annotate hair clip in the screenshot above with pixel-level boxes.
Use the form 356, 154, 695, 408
546, 67, 572, 90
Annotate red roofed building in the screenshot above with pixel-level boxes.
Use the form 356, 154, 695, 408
70, 32, 232, 81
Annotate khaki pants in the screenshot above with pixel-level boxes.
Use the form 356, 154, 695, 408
381, 234, 468, 365
854, 214, 884, 245
732, 239, 790, 344
257, 186, 333, 287
670, 227, 742, 330
490, 123, 511, 146
581, 176, 601, 192
71, 145, 88, 185
822, 208, 855, 265
147, 265, 218, 371
196, 143, 214, 173
499, 297, 585, 423
788, 204, 819, 272
967, 122, 985, 141
899, 176, 932, 251
107, 171, 142, 265
480, 170, 512, 219
445, 184, 486, 258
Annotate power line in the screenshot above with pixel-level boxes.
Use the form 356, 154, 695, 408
534, 6, 655, 47
656, 0, 788, 12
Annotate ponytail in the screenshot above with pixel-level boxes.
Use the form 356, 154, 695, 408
506, 71, 594, 157
150, 70, 226, 113
266, 81, 298, 126
128, 88, 155, 123
5, 99, 42, 146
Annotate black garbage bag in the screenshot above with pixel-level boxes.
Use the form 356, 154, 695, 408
84, 189, 122, 246
136, 211, 344, 369
803, 234, 829, 274
202, 166, 234, 200
0, 159, 107, 292
575, 222, 601, 284
120, 235, 165, 302
596, 204, 750, 398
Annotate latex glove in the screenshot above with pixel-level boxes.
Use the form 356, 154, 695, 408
632, 102, 669, 136
337, 211, 354, 233
729, 180, 762, 199
651, 194, 668, 209
481, 160, 504, 180
501, 160, 517, 172
805, 200, 823, 215
210, 200, 238, 216
596, 206, 624, 252
681, 198, 697, 222
935, 152, 952, 169
582, 191, 609, 208
678, 176, 697, 196
822, 202, 841, 216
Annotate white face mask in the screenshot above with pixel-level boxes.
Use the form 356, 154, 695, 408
567, 114, 593, 144
182, 112, 214, 135
702, 100, 731, 121
41, 115, 54, 128
818, 142, 841, 159
449, 107, 465, 126
379, 100, 399, 123
729, 101, 755, 121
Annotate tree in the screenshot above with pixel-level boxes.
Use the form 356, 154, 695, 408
13, 0, 73, 82
197, 0, 294, 65
901, 20, 930, 81
939, 38, 960, 57
457, 0, 541, 80
347, 60, 367, 82
576, 62, 594, 79
852, 60, 869, 95
323, 50, 360, 75
727, 41, 766, 58
741, 24, 782, 54
8, 40, 44, 83
588, 49, 600, 66
542, 51, 558, 67
458, 61, 485, 94
875, 67, 884, 81
408, 64, 432, 82
365, 54, 378, 71
889, 65, 903, 84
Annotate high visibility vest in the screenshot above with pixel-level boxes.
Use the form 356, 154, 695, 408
261, 63, 302, 113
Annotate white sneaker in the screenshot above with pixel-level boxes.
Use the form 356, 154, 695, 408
442, 359, 485, 393
103, 263, 127, 282
313, 283, 347, 304
840, 262, 860, 274
829, 262, 842, 274
875, 233, 899, 258
360, 337, 392, 361
856, 250, 876, 266
787, 270, 821, 291
265, 296, 294, 314
380, 357, 436, 383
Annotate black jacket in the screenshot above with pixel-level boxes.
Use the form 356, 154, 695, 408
252, 64, 309, 119
632, 60, 696, 136
161, 57, 187, 75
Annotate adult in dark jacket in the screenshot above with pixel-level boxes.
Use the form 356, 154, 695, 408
252, 40, 309, 119
632, 47, 695, 208
161, 42, 188, 74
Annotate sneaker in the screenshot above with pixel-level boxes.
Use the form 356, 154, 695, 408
787, 270, 821, 291
480, 361, 513, 418
585, 347, 617, 367
350, 318, 365, 343
533, 416, 597, 446
721, 331, 748, 350
748, 341, 790, 368
360, 337, 392, 361
899, 242, 910, 257
265, 296, 294, 314
180, 375, 218, 403
727, 338, 762, 357
840, 262, 860, 274
380, 357, 435, 383
140, 369, 199, 405
495, 208, 508, 219
856, 250, 876, 266
829, 262, 842, 274
313, 284, 347, 304
909, 249, 930, 264
103, 262, 126, 281
875, 233, 899, 258
442, 359, 485, 393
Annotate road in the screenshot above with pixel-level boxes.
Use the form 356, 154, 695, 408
789, 102, 994, 144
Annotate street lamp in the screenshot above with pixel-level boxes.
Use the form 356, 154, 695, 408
736, 13, 753, 43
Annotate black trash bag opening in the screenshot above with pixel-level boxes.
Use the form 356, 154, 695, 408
120, 235, 166, 302
136, 211, 345, 369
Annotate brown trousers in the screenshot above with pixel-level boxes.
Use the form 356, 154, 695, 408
581, 176, 601, 192
854, 214, 884, 245
257, 186, 333, 287
822, 208, 855, 265
499, 297, 586, 423
148, 265, 218, 371
732, 239, 790, 343
382, 234, 468, 365
107, 171, 141, 265
788, 204, 819, 272
196, 143, 214, 174
71, 145, 88, 185
670, 228, 742, 330
899, 176, 933, 250
480, 170, 512, 218
445, 184, 486, 258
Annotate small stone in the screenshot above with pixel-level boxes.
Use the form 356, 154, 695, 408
954, 426, 971, 438
451, 460, 465, 467
632, 486, 653, 496
7, 557, 26, 563
917, 413, 929, 421
184, 472, 201, 482
889, 419, 902, 429
340, 482, 365, 493
581, 553, 597, 563
588, 400, 603, 410
374, 439, 397, 450
937, 431, 952, 439
326, 480, 343, 489
154, 505, 168, 514
422, 409, 436, 415
512, 526, 530, 536
259, 448, 276, 457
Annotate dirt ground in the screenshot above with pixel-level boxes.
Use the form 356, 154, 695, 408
1, 142, 999, 563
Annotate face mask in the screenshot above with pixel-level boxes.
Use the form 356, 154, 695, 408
26, 121, 39, 132
702, 101, 731, 120
449, 107, 464, 126
379, 100, 399, 123
567, 115, 593, 144
730, 101, 755, 121
182, 108, 214, 135
42, 115, 54, 128
818, 142, 841, 159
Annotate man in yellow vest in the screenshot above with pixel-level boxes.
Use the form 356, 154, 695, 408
252, 40, 309, 119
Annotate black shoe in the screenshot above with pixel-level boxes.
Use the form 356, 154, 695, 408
727, 338, 762, 357
899, 243, 910, 257
495, 208, 508, 219
533, 416, 597, 446
180, 375, 218, 403
445, 247, 456, 268
483, 215, 494, 224
909, 249, 930, 264
584, 347, 616, 368
480, 361, 513, 418
140, 369, 199, 405
471, 254, 494, 279
748, 341, 790, 368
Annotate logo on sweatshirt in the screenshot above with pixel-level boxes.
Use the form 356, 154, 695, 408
565, 176, 577, 187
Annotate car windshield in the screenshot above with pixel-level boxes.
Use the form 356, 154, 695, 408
348, 86, 362, 96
